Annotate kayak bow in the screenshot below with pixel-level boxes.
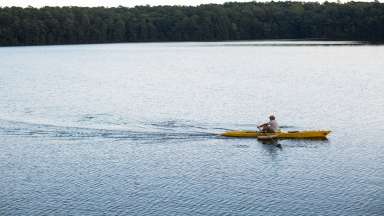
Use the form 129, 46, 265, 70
221, 130, 331, 139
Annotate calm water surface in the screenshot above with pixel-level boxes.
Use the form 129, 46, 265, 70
0, 41, 383, 215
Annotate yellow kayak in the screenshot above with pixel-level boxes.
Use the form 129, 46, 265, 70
221, 130, 331, 139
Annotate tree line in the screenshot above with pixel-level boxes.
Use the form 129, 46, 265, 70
0, 1, 383, 46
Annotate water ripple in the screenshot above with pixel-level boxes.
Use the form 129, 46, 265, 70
0, 118, 216, 142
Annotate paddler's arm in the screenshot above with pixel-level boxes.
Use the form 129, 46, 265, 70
258, 123, 268, 128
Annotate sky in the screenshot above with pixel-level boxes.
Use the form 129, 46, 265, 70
0, 0, 378, 8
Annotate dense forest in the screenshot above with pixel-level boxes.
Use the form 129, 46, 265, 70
0, 1, 384, 46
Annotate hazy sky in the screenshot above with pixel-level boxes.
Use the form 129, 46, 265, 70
0, 0, 377, 8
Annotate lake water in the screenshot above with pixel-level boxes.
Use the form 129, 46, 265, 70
0, 41, 383, 215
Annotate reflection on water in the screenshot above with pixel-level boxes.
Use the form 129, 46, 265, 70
260, 143, 283, 161
193, 40, 370, 47
259, 139, 283, 159
260, 139, 282, 149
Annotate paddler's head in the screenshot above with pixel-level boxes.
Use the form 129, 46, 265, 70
269, 115, 275, 120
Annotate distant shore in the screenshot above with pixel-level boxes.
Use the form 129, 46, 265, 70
0, 1, 383, 46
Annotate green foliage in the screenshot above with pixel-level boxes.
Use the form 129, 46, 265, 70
0, 1, 383, 46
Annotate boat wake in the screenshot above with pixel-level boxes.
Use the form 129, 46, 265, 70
0, 118, 220, 142
0, 115, 299, 142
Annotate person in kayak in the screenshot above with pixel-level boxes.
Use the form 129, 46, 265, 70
258, 115, 279, 132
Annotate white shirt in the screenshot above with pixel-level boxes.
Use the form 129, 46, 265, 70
268, 120, 279, 132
